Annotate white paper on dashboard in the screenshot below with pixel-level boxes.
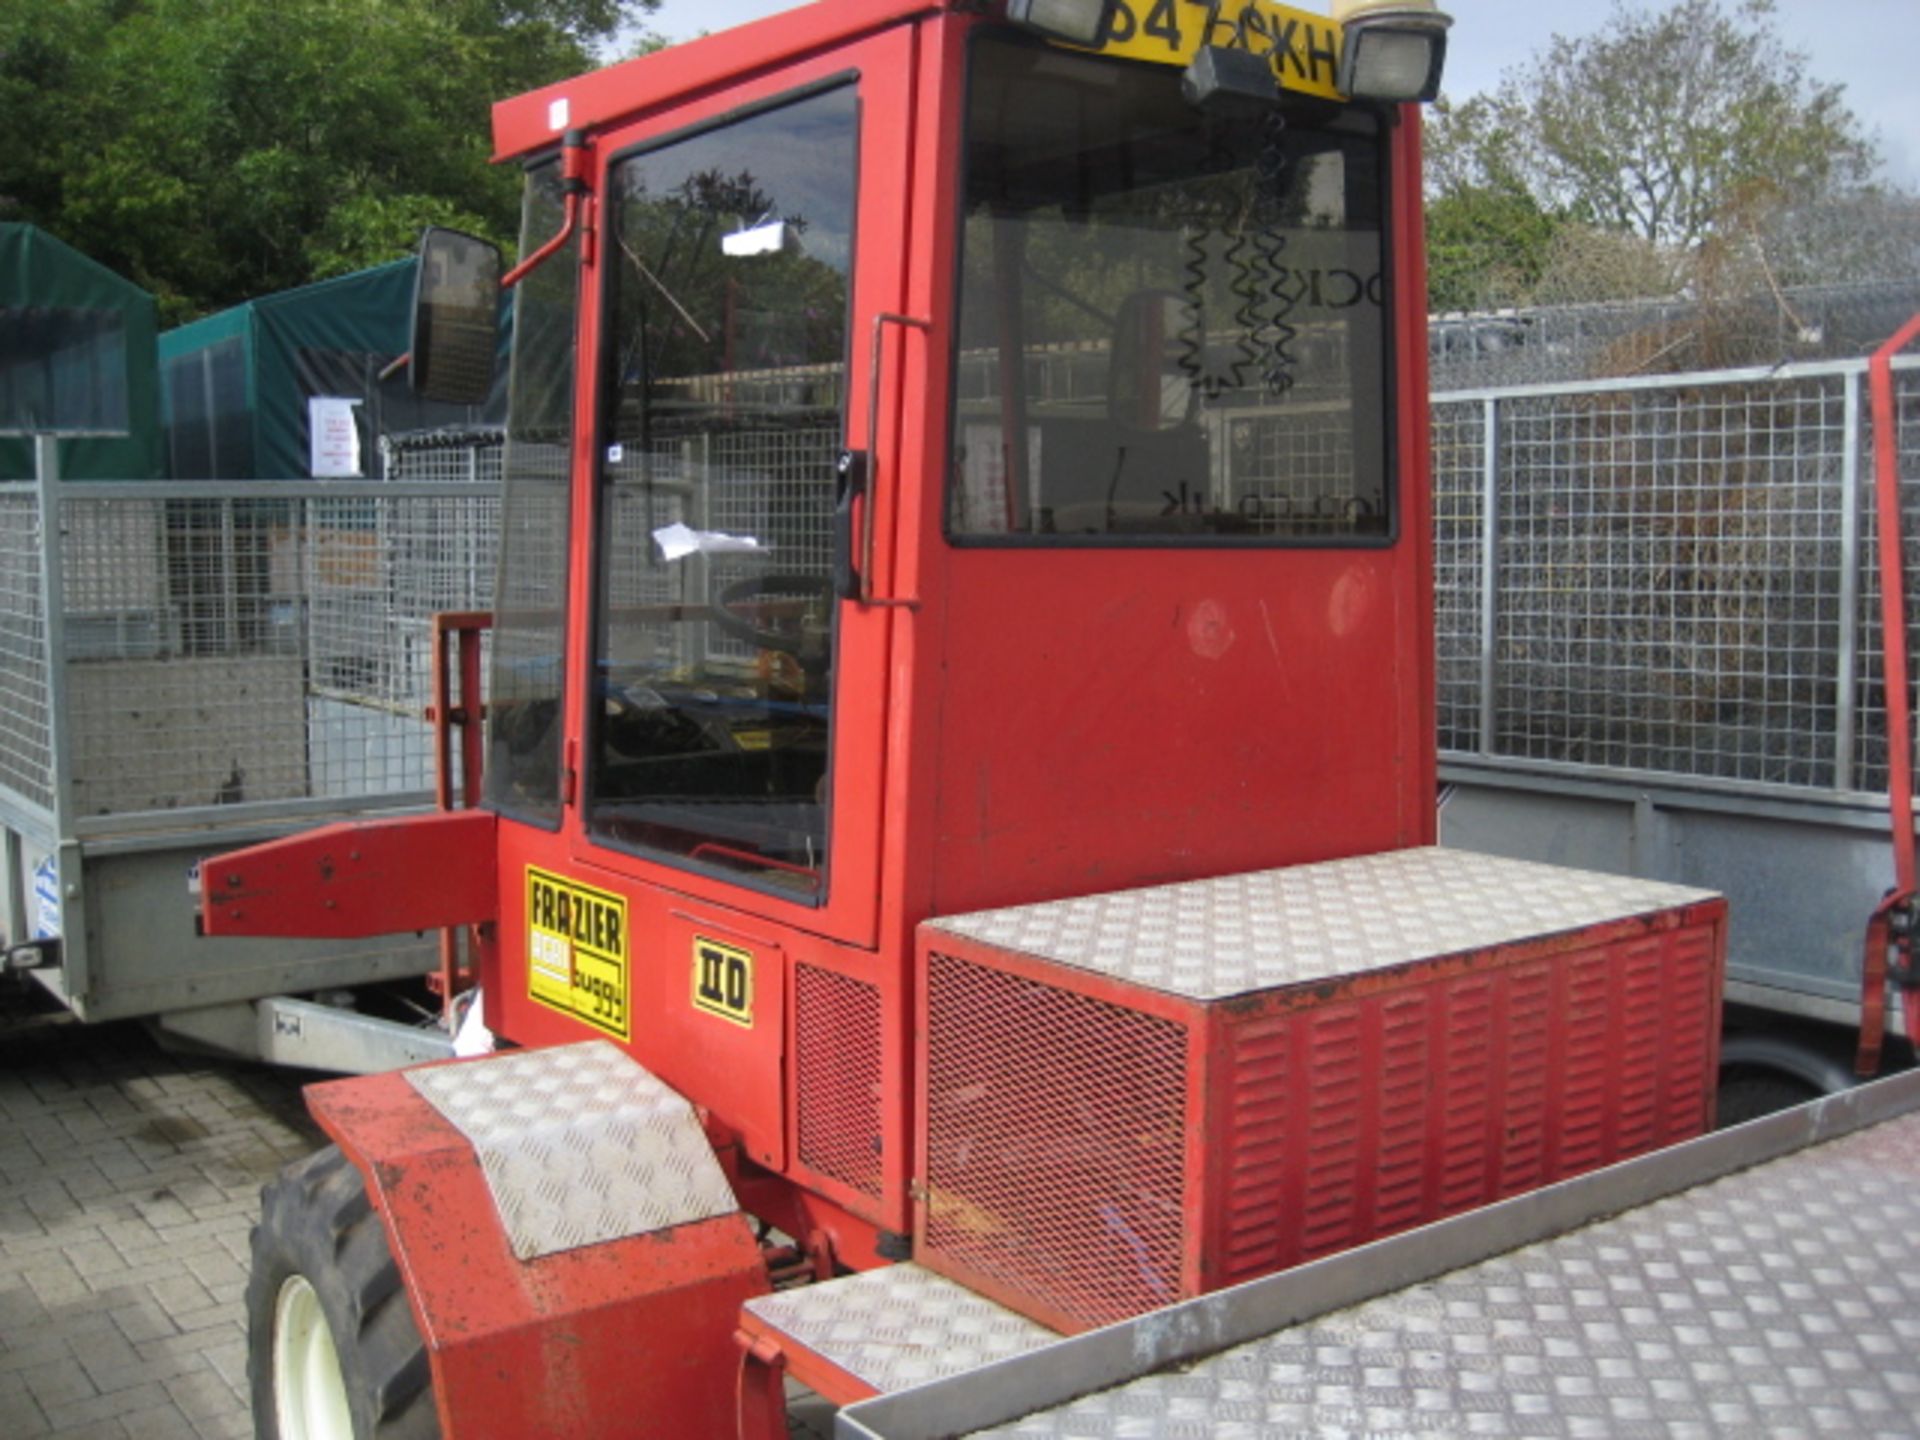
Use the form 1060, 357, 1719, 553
652, 521, 770, 561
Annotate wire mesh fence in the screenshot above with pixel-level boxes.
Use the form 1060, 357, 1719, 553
0, 475, 499, 828
1431, 402, 1485, 756
7, 352, 1919, 830
382, 428, 506, 485
1436, 358, 1919, 798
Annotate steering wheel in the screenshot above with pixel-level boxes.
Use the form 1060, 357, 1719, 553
710, 573, 835, 671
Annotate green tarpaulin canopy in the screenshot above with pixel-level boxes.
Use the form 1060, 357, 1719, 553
160, 259, 505, 480
0, 223, 164, 480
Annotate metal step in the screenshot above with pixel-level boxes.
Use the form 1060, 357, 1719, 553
741, 1262, 1061, 1402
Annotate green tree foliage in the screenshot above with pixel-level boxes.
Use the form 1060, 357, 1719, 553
1426, 0, 1896, 309
1425, 182, 1563, 312
0, 0, 648, 322
1424, 96, 1564, 311
1491, 0, 1874, 251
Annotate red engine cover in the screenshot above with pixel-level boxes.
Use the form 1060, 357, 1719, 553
913, 846, 1726, 1334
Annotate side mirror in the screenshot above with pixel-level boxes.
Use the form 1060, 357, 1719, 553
1108, 289, 1197, 434
409, 228, 502, 406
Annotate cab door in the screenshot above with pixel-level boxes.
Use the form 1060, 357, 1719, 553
570, 32, 914, 951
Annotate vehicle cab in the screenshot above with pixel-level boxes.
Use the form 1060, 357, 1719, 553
457, 0, 1447, 1261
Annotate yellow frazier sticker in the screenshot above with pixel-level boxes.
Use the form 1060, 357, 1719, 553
1084, 0, 1344, 101
692, 937, 755, 1028
526, 868, 630, 1040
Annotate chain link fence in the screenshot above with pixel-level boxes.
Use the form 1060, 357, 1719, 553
1430, 280, 1920, 393
1435, 356, 1920, 798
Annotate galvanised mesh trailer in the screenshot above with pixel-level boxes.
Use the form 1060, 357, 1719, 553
1431, 352, 1920, 1110
0, 437, 498, 1068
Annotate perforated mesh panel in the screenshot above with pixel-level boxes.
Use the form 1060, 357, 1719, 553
924, 908, 1720, 1316
922, 952, 1190, 1333
795, 963, 883, 1200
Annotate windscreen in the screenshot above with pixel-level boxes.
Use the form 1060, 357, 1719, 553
950, 35, 1391, 543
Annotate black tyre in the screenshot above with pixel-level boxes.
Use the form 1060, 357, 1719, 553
247, 1144, 440, 1440
1714, 1070, 1821, 1128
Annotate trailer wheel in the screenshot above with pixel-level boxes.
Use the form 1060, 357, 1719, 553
248, 1145, 439, 1440
1715, 1069, 1821, 1127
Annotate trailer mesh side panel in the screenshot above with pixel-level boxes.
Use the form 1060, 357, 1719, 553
306, 489, 500, 802
0, 477, 502, 826
1488, 381, 1846, 785
794, 962, 883, 1200
61, 493, 311, 815
1431, 400, 1484, 754
48, 487, 500, 818
1433, 363, 1920, 799
0, 484, 51, 815
921, 951, 1190, 1333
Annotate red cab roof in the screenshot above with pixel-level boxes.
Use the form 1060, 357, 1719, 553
492, 0, 947, 161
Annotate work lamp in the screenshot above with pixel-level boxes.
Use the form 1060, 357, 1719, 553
1333, 0, 1452, 103
1005, 0, 1110, 47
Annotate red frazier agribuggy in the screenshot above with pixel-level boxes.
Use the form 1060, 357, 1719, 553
203, 2, 1734, 1435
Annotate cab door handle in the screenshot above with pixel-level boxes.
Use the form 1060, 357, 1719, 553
832, 448, 867, 602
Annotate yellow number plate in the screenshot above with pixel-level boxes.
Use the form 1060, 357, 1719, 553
1089, 0, 1344, 100
692, 936, 755, 1028
526, 867, 630, 1040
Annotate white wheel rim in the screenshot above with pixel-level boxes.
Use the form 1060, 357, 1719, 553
274, 1274, 355, 1440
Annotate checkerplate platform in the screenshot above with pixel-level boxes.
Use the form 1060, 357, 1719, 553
967, 1101, 1920, 1437
930, 846, 1716, 999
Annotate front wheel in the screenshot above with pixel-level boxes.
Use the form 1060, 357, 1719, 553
247, 1145, 440, 1440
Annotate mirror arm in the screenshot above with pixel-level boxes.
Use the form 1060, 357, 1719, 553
502, 130, 589, 290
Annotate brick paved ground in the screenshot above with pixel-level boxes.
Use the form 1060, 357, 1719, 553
0, 984, 320, 1440
0, 984, 845, 1440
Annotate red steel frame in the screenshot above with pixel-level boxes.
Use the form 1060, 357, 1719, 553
429, 611, 490, 1016
1858, 311, 1920, 1074
205, 3, 1444, 1433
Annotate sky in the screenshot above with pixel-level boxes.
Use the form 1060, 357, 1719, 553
623, 0, 1920, 189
